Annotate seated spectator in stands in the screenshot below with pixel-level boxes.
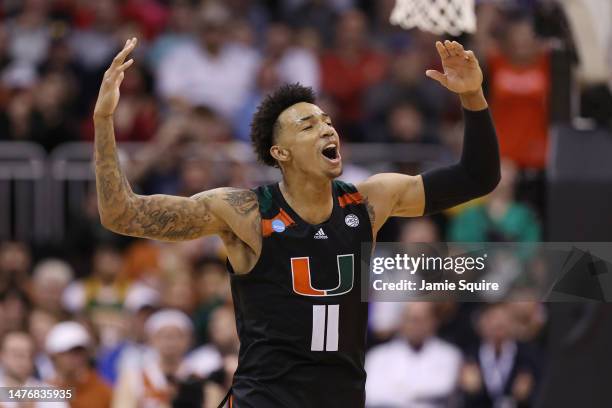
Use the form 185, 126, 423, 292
68, 0, 124, 114
448, 159, 541, 242
0, 288, 30, 333
97, 284, 160, 384
459, 303, 539, 408
47, 321, 112, 408
191, 257, 230, 345
147, 0, 194, 69
28, 308, 59, 381
386, 101, 438, 144
155, 2, 260, 118
112, 309, 193, 408
29, 258, 74, 318
0, 241, 31, 294
62, 243, 131, 348
369, 218, 440, 342
365, 46, 447, 142
366, 302, 462, 407
182, 305, 238, 380
5, 0, 52, 69
320, 9, 388, 141
265, 22, 320, 92
0, 331, 68, 408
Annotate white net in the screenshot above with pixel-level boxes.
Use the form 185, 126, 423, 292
390, 0, 477, 36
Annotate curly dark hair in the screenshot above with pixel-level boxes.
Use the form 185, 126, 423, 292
250, 83, 316, 167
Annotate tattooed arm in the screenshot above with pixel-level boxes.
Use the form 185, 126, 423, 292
93, 38, 260, 246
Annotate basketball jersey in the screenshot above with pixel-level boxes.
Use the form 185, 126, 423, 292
228, 180, 372, 408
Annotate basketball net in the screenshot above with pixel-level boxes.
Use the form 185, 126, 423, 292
390, 0, 477, 36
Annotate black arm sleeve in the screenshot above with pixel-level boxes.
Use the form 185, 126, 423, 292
421, 108, 500, 215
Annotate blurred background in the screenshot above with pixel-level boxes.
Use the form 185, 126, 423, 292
0, 0, 611, 407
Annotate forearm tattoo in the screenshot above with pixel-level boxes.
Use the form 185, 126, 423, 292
94, 119, 208, 241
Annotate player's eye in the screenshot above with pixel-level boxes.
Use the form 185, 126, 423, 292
302, 125, 313, 131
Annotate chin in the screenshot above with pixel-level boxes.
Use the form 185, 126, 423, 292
325, 165, 343, 179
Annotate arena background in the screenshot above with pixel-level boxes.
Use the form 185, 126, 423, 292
0, 0, 611, 407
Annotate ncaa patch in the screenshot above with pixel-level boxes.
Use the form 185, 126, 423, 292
272, 219, 286, 233
345, 214, 359, 227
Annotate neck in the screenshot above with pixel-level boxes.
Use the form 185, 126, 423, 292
59, 366, 88, 384
159, 357, 180, 376
280, 172, 333, 225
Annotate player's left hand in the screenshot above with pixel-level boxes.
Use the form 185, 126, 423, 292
426, 40, 483, 95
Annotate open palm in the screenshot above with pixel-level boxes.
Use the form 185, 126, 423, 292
426, 40, 483, 95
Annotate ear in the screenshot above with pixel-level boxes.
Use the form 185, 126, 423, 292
270, 145, 290, 163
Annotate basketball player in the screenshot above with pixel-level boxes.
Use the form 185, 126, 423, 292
94, 37, 499, 407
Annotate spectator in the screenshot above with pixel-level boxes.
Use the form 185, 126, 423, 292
265, 22, 320, 92
146, 0, 195, 70
485, 14, 550, 169
385, 101, 433, 144
29, 258, 74, 318
0, 288, 30, 333
0, 241, 31, 294
112, 309, 193, 408
97, 284, 160, 384
46, 321, 113, 408
320, 9, 388, 141
28, 308, 59, 381
191, 257, 229, 345
365, 46, 447, 142
448, 159, 541, 243
155, 2, 260, 118
366, 302, 462, 407
6, 0, 51, 68
62, 244, 130, 349
0, 331, 68, 408
369, 218, 440, 342
459, 303, 539, 408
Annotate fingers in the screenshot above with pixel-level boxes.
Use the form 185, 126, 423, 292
435, 41, 450, 59
110, 37, 138, 69
117, 59, 134, 73
425, 69, 448, 87
437, 40, 475, 61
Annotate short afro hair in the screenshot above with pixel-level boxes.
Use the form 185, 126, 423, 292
250, 83, 316, 167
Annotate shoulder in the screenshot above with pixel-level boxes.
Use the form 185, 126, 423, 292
367, 338, 406, 361
428, 337, 462, 360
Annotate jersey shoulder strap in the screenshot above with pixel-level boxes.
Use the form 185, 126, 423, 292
252, 184, 297, 237
333, 180, 365, 208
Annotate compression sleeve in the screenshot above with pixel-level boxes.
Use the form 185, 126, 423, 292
421, 108, 501, 215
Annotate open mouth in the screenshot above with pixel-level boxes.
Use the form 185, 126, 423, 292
321, 145, 339, 161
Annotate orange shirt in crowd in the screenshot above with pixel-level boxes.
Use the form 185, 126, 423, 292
52, 369, 112, 408
488, 50, 550, 169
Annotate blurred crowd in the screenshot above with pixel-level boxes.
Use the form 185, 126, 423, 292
0, 0, 581, 406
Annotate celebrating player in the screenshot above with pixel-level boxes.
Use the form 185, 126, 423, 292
93, 37, 500, 407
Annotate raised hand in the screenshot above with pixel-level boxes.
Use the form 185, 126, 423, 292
426, 40, 483, 95
94, 37, 137, 119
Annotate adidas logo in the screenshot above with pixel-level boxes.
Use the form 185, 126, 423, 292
314, 228, 328, 239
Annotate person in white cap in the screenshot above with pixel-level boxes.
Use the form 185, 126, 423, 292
0, 331, 68, 408
46, 321, 112, 408
112, 309, 193, 408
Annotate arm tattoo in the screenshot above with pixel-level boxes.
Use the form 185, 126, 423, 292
94, 117, 211, 241
363, 196, 376, 228
223, 189, 258, 215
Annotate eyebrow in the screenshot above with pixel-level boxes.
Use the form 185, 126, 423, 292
298, 113, 330, 122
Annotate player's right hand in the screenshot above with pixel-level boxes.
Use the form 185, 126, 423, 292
93, 37, 137, 119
